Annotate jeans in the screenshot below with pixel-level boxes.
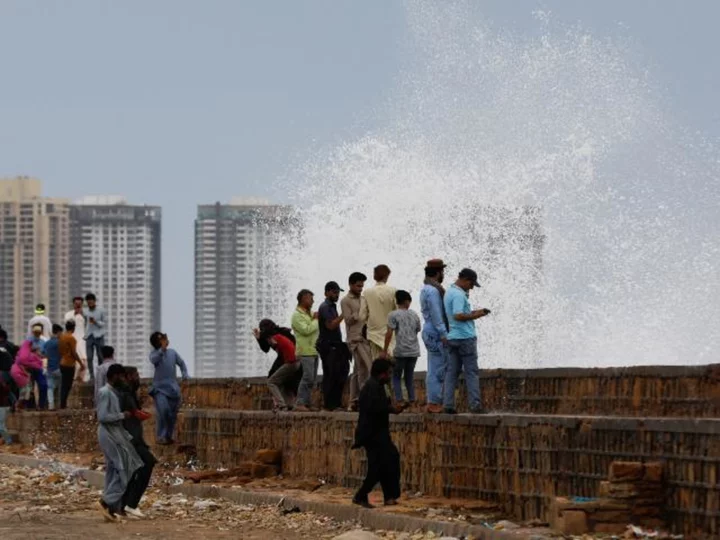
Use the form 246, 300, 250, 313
268, 362, 301, 408
28, 368, 48, 410
423, 331, 448, 406
154, 392, 181, 442
47, 369, 61, 409
86, 335, 105, 379
392, 357, 417, 402
296, 356, 318, 407
442, 337, 481, 411
0, 406, 11, 444
60, 366, 76, 409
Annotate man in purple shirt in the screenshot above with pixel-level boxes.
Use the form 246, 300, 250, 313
317, 281, 351, 411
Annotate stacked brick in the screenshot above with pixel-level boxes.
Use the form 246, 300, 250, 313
551, 461, 665, 535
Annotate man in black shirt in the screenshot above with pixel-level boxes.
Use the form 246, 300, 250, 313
317, 281, 351, 411
352, 358, 404, 508
119, 366, 157, 518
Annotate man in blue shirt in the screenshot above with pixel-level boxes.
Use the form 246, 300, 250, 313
442, 268, 491, 414
44, 324, 64, 410
148, 331, 189, 444
419, 259, 450, 414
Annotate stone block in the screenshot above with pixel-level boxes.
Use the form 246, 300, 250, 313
251, 462, 280, 479
559, 510, 588, 535
609, 461, 644, 482
598, 480, 611, 497
592, 510, 632, 523
593, 522, 627, 534
255, 449, 282, 465
643, 461, 664, 483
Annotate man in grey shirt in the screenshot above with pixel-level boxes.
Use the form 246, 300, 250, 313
94, 346, 117, 404
84, 292, 106, 381
381, 290, 422, 405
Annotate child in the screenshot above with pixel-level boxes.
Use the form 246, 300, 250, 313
382, 290, 422, 405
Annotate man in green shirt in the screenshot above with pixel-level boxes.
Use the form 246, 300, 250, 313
291, 289, 319, 412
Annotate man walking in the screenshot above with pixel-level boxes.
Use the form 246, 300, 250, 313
291, 289, 319, 412
361, 265, 397, 361
94, 346, 118, 404
84, 293, 106, 381
119, 366, 156, 519
442, 268, 491, 414
96, 364, 143, 522
317, 281, 350, 411
341, 272, 373, 412
65, 297, 87, 379
420, 259, 449, 413
352, 359, 404, 508
148, 332, 189, 444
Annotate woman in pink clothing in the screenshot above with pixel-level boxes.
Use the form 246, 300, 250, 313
14, 340, 47, 409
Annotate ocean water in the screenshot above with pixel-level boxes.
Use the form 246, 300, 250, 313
276, 1, 720, 369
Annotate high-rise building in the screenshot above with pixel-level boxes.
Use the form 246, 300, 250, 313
0, 177, 70, 342
194, 199, 295, 378
69, 196, 161, 376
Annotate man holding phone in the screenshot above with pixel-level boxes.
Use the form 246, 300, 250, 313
442, 268, 491, 414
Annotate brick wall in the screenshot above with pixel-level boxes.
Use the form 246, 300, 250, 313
9, 409, 720, 537
68, 363, 720, 416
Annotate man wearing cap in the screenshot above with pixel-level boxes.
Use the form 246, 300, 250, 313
27, 304, 52, 340
442, 268, 491, 414
360, 265, 397, 361
420, 259, 450, 413
317, 281, 350, 411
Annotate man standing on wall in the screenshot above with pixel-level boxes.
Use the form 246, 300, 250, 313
27, 303, 52, 340
316, 281, 350, 411
58, 320, 85, 409
420, 259, 449, 413
352, 358, 404, 508
361, 265, 397, 361
341, 272, 373, 412
442, 268, 491, 414
149, 332, 189, 445
84, 293, 106, 382
65, 296, 87, 380
291, 289, 319, 412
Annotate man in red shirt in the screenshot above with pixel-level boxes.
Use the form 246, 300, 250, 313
266, 331, 300, 411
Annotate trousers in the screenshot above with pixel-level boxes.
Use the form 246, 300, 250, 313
85, 335, 105, 379
319, 343, 350, 411
60, 366, 75, 409
355, 439, 401, 503
154, 392, 181, 442
348, 340, 373, 404
268, 362, 301, 408
423, 331, 448, 406
442, 337, 481, 411
295, 356, 318, 407
123, 444, 157, 509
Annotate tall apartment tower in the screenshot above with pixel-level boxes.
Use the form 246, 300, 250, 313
69, 196, 161, 376
0, 177, 70, 342
194, 199, 295, 378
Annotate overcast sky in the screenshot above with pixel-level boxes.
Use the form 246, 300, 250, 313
1, 1, 719, 372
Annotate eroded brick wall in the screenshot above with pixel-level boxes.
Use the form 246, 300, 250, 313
68, 364, 720, 417
9, 409, 720, 536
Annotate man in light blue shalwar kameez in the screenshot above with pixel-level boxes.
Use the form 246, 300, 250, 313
96, 363, 143, 522
148, 332, 189, 445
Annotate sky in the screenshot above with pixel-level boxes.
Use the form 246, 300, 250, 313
1, 1, 719, 373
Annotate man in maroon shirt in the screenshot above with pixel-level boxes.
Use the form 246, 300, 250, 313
266, 331, 299, 411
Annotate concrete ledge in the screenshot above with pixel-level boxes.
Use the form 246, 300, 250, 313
0, 452, 523, 540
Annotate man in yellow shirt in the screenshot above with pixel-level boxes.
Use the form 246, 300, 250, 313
361, 265, 397, 361
290, 289, 319, 412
